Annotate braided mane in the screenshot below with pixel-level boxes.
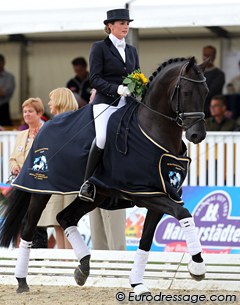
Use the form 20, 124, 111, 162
141, 57, 187, 100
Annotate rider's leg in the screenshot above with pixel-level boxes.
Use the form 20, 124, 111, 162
79, 100, 126, 202
79, 138, 103, 202
15, 193, 50, 293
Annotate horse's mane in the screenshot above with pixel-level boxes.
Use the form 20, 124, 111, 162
142, 57, 192, 100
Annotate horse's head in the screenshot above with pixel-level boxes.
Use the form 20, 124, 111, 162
170, 57, 209, 144
142, 57, 209, 145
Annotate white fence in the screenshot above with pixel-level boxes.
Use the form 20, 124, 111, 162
184, 132, 240, 187
1, 249, 240, 290
1, 131, 240, 186
0, 131, 20, 183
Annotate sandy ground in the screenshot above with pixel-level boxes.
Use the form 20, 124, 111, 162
0, 286, 240, 305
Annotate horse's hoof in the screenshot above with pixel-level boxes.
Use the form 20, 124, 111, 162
16, 284, 30, 294
74, 265, 89, 286
133, 284, 151, 296
188, 260, 206, 281
16, 277, 30, 293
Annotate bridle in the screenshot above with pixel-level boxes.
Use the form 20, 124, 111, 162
171, 62, 206, 128
137, 61, 207, 130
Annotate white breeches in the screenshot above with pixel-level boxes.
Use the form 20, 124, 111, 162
93, 97, 126, 149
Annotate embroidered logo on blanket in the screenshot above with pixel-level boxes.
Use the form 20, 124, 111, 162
28, 148, 49, 181
159, 154, 190, 202
32, 155, 48, 172
168, 171, 181, 189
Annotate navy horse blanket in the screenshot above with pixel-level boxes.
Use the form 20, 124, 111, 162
13, 102, 190, 204
12, 105, 95, 194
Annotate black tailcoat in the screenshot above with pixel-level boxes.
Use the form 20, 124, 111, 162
89, 37, 139, 106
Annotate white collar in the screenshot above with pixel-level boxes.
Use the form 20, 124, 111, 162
109, 33, 126, 48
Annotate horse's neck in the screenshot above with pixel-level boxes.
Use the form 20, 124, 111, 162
138, 107, 183, 155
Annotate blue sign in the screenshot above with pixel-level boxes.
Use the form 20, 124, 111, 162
126, 187, 240, 253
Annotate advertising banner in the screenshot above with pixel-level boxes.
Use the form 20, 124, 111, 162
126, 187, 240, 253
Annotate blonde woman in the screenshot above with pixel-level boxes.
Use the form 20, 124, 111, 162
79, 8, 140, 202
38, 88, 78, 249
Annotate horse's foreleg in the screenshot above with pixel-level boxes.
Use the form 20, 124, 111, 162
179, 217, 206, 281
56, 194, 106, 286
137, 196, 206, 281
130, 209, 164, 296
15, 193, 51, 293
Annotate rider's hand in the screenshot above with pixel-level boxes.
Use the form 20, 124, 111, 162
117, 85, 131, 97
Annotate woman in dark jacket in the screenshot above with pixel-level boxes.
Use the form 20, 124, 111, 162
79, 8, 140, 202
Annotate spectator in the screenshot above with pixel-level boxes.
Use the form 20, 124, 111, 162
202, 46, 225, 118
38, 88, 78, 248
227, 60, 240, 94
9, 97, 48, 248
66, 57, 92, 108
89, 206, 126, 250
0, 54, 15, 126
205, 95, 237, 131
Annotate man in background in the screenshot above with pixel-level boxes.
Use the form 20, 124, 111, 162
66, 57, 91, 108
203, 45, 225, 118
205, 95, 236, 131
0, 54, 15, 126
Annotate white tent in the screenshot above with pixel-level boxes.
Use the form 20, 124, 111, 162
0, 0, 240, 37
1, 0, 239, 119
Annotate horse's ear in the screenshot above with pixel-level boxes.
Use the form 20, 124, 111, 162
185, 57, 195, 73
198, 57, 211, 72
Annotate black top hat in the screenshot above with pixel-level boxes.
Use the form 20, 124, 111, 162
103, 9, 133, 25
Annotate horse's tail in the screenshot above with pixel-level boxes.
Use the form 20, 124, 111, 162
0, 188, 31, 247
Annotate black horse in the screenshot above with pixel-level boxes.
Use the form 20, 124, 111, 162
0, 57, 209, 295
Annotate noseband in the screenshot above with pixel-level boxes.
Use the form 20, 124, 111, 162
138, 62, 206, 130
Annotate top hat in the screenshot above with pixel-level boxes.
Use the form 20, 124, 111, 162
103, 9, 133, 25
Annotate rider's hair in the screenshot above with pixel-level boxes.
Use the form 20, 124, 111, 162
49, 87, 78, 114
22, 97, 45, 114
104, 24, 112, 34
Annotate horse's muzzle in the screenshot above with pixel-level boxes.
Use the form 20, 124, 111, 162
185, 120, 206, 144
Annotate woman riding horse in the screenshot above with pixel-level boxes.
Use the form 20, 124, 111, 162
0, 57, 209, 295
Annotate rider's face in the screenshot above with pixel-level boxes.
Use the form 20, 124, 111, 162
108, 20, 129, 40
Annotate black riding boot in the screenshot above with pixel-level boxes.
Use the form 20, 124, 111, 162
79, 138, 103, 202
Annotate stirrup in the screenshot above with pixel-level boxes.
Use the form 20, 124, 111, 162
78, 181, 96, 203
